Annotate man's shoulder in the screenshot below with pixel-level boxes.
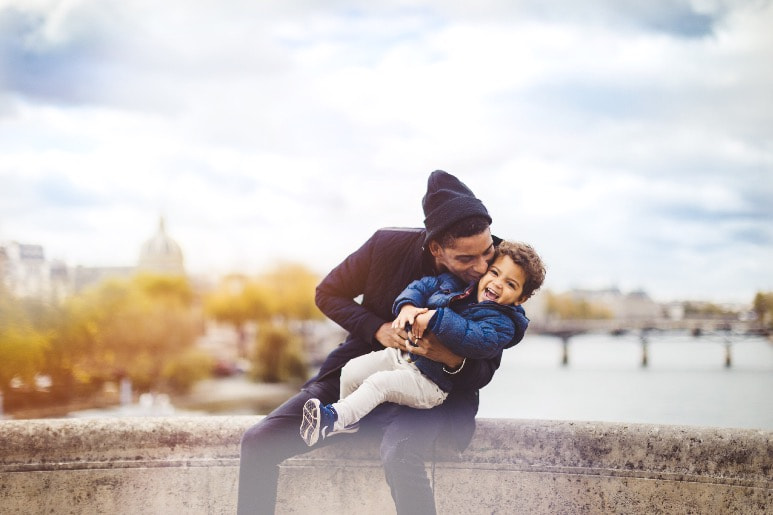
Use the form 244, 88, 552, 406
376, 226, 424, 236
370, 227, 426, 246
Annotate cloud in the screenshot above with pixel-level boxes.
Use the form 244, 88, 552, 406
0, 0, 771, 303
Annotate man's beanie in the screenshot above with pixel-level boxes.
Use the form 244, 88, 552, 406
422, 170, 492, 244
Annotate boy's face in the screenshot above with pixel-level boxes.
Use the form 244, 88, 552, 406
477, 254, 526, 305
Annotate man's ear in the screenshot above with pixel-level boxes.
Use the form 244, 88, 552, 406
428, 240, 442, 257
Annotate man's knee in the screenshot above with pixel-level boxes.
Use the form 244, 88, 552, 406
240, 417, 295, 464
241, 422, 262, 448
240, 421, 270, 459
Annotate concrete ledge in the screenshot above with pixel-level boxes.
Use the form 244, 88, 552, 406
1, 416, 771, 514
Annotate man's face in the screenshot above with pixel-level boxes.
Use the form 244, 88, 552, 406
429, 229, 495, 284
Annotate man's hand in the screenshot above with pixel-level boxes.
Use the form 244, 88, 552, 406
407, 332, 464, 369
375, 322, 411, 350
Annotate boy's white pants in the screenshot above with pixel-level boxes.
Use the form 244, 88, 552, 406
331, 347, 448, 429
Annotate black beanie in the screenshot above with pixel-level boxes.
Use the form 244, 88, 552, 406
422, 170, 492, 245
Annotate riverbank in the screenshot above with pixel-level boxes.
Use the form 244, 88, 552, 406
3, 375, 298, 420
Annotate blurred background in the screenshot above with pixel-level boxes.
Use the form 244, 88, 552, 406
1, 0, 771, 428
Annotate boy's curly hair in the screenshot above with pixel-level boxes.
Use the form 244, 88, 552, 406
495, 240, 546, 302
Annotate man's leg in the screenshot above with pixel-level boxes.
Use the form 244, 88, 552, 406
237, 380, 338, 515
378, 406, 446, 515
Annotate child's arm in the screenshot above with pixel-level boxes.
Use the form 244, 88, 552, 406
409, 309, 436, 339
391, 275, 445, 317
392, 304, 429, 332
426, 307, 527, 359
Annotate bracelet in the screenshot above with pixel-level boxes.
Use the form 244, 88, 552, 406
443, 357, 466, 375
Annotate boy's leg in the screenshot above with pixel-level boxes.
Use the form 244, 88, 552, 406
339, 348, 399, 398
334, 367, 446, 428
237, 380, 338, 515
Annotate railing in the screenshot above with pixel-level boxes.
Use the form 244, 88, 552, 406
1, 416, 770, 514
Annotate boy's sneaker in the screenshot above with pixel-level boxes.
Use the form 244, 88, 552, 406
300, 398, 359, 447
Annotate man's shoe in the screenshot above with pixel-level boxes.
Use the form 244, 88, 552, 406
300, 398, 359, 446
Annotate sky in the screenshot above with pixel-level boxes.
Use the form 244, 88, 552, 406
0, 0, 771, 304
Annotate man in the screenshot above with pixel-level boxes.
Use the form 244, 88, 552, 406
237, 170, 525, 514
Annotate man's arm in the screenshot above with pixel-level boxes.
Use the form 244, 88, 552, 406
315, 229, 413, 351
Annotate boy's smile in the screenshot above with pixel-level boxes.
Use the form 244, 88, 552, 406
477, 254, 526, 306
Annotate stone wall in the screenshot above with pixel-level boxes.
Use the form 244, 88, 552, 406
1, 416, 770, 514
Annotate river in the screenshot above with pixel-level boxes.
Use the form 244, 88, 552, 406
477, 331, 773, 430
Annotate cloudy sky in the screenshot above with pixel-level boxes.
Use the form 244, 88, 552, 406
1, 0, 771, 304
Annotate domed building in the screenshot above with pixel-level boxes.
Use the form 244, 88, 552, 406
138, 217, 185, 275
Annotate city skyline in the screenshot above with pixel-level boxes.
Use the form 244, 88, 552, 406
1, 1, 772, 304
0, 217, 762, 308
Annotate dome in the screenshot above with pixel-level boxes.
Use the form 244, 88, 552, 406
138, 217, 185, 275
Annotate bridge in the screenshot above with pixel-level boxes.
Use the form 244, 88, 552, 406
528, 318, 767, 367
530, 317, 759, 336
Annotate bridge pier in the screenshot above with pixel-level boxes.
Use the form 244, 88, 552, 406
561, 335, 570, 366
640, 332, 649, 368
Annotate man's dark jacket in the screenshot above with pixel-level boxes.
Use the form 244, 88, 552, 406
312, 227, 520, 449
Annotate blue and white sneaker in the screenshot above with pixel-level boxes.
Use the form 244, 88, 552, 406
300, 398, 358, 446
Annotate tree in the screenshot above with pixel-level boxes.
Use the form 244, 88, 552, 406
753, 291, 773, 330
204, 274, 273, 357
545, 291, 613, 320
251, 323, 307, 383
133, 273, 194, 306
257, 263, 325, 321
59, 275, 201, 393
0, 291, 49, 393
162, 348, 215, 394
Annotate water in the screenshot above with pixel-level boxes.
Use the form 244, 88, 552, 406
477, 332, 773, 430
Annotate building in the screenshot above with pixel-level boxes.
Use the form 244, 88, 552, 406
138, 217, 185, 276
0, 242, 51, 299
1, 217, 186, 299
568, 287, 662, 321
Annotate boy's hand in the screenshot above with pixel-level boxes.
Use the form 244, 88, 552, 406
392, 305, 428, 332
411, 309, 436, 340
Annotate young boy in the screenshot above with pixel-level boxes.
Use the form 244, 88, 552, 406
300, 240, 546, 446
